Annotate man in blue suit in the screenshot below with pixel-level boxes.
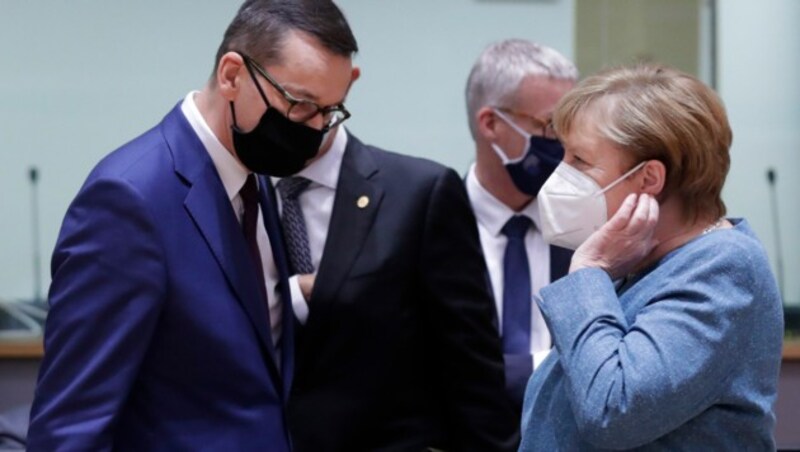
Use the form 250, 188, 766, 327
27, 1, 359, 450
463, 40, 578, 427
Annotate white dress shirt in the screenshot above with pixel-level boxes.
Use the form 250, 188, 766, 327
272, 126, 348, 324
180, 91, 283, 349
466, 164, 552, 369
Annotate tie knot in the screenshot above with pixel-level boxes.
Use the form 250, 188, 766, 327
240, 174, 259, 206
277, 176, 312, 201
502, 215, 532, 239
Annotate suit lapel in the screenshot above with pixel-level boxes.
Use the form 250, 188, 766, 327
162, 105, 282, 382
549, 245, 573, 282
259, 176, 294, 398
310, 136, 384, 324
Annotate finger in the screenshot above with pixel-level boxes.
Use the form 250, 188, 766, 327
627, 193, 651, 233
606, 193, 638, 231
646, 195, 659, 230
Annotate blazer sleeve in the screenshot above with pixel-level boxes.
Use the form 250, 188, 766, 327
419, 168, 517, 452
27, 177, 167, 452
538, 260, 758, 449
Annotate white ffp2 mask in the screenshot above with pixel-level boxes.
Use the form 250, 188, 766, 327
537, 161, 647, 250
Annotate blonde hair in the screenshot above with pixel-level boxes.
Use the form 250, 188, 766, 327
553, 64, 732, 223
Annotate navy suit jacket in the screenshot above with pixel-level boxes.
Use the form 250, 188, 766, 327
548, 247, 573, 288
288, 135, 517, 452
28, 104, 294, 451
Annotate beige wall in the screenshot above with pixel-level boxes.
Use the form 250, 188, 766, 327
575, 0, 700, 76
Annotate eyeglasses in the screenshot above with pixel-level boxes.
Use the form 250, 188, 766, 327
240, 53, 351, 131
496, 107, 556, 140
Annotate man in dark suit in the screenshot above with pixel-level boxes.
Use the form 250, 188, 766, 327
27, 1, 358, 450
463, 40, 578, 423
284, 129, 517, 451
275, 12, 516, 452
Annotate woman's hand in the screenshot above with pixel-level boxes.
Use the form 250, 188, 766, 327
570, 193, 659, 279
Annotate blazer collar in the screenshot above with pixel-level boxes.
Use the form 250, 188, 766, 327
159, 103, 286, 386
306, 134, 383, 325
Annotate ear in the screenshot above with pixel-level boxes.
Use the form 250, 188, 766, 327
351, 65, 361, 83
216, 51, 246, 101
476, 106, 500, 141
639, 160, 666, 197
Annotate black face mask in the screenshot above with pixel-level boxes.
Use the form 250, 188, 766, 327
230, 62, 323, 177
492, 108, 564, 196
504, 135, 564, 196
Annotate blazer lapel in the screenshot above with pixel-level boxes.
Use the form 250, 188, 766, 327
259, 176, 294, 398
310, 135, 384, 324
549, 244, 573, 282
162, 104, 281, 381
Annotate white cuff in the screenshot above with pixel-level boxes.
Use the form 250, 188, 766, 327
532, 348, 552, 370
289, 275, 310, 325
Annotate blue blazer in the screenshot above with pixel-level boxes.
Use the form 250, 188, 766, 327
28, 104, 294, 451
520, 219, 783, 450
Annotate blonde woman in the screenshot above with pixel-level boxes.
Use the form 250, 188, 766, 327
520, 65, 783, 450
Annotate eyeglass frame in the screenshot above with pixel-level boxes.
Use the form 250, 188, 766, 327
238, 51, 352, 131
495, 107, 557, 140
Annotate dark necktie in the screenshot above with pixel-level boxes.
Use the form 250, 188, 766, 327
241, 175, 269, 304
276, 176, 314, 275
501, 215, 533, 355
241, 175, 282, 351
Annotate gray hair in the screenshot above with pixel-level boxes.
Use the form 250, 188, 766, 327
465, 39, 578, 138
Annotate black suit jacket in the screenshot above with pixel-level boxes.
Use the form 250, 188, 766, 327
288, 134, 516, 452
549, 246, 573, 283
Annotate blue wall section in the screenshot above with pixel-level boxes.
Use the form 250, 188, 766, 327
718, 0, 800, 306
0, 1, 242, 301
335, 0, 575, 173
0, 0, 574, 301
0, 0, 797, 306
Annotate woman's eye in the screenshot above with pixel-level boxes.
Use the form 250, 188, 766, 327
571, 155, 587, 167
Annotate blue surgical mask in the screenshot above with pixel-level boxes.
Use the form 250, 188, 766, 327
491, 108, 564, 196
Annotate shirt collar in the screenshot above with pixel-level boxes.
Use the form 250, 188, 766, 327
271, 125, 347, 190
466, 163, 540, 236
180, 91, 250, 201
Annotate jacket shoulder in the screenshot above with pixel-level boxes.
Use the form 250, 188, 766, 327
353, 137, 453, 183
90, 125, 170, 180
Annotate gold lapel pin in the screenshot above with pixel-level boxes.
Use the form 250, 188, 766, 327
357, 195, 370, 209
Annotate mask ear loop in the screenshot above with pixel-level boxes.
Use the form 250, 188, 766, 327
229, 51, 273, 131
491, 108, 532, 165
596, 160, 648, 196
493, 108, 532, 140
237, 52, 272, 108
229, 102, 239, 129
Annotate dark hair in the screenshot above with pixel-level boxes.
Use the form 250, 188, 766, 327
213, 0, 358, 73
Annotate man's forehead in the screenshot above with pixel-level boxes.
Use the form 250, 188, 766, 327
263, 31, 354, 104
